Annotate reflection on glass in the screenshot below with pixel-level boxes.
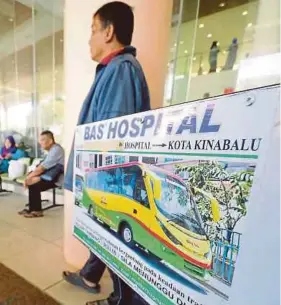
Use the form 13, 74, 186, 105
166, 0, 280, 105
0, 0, 64, 157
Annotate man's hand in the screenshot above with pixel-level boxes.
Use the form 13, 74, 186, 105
24, 177, 32, 189
24, 176, 41, 189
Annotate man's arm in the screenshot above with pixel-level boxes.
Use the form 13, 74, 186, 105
25, 145, 64, 187
24, 165, 45, 189
27, 164, 45, 179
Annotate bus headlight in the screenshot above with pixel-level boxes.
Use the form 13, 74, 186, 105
157, 218, 183, 246
204, 249, 212, 261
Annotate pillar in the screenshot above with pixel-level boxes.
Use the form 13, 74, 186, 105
63, 0, 172, 268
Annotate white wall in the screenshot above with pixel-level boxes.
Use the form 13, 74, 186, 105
187, 70, 238, 102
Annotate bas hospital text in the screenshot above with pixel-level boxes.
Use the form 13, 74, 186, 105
84, 105, 221, 141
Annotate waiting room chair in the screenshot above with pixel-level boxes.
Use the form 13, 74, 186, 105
0, 157, 31, 194
16, 158, 64, 211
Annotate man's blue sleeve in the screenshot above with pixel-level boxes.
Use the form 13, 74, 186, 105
96, 62, 143, 121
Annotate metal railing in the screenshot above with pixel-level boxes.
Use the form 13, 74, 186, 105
169, 40, 255, 76
206, 226, 242, 285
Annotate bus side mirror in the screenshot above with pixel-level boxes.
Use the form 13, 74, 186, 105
211, 199, 220, 223
153, 180, 161, 201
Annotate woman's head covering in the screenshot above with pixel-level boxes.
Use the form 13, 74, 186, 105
232, 38, 238, 44
1, 136, 17, 157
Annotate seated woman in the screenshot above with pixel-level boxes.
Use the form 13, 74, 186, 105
0, 136, 26, 174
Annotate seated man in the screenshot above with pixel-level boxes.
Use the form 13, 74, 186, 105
19, 130, 64, 218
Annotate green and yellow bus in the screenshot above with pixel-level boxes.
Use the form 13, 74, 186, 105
81, 162, 220, 279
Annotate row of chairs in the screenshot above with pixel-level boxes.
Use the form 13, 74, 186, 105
0, 158, 63, 211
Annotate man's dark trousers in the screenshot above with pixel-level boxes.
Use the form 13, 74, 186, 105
80, 252, 148, 305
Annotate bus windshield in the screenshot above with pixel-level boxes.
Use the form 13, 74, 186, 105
75, 175, 84, 192
149, 169, 205, 236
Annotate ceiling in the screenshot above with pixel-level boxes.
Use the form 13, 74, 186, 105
172, 0, 257, 26
0, 0, 32, 36
0, 0, 63, 61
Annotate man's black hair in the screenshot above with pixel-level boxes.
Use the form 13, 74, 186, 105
95, 1, 134, 46
41, 130, 55, 142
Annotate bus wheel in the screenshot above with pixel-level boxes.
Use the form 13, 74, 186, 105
121, 224, 134, 248
75, 200, 80, 206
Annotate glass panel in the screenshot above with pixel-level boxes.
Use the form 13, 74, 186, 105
187, 0, 263, 101
0, 0, 16, 143
165, 0, 280, 106
14, 0, 35, 156
35, 0, 54, 157
34, 0, 64, 156
53, 29, 64, 145
0, 0, 36, 155
171, 0, 200, 105
0, 0, 65, 158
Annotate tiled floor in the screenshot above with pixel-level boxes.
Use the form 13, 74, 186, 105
0, 193, 113, 305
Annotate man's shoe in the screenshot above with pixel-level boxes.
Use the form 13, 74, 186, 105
18, 209, 30, 215
24, 211, 44, 218
62, 271, 101, 294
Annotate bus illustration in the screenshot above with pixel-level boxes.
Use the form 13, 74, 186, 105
80, 162, 220, 279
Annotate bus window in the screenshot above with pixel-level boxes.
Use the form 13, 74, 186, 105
119, 166, 140, 198
87, 166, 148, 209
134, 176, 149, 208
103, 169, 119, 194
142, 157, 157, 164
75, 175, 84, 191
129, 156, 139, 162
87, 169, 119, 194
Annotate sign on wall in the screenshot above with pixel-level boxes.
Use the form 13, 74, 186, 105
73, 85, 280, 305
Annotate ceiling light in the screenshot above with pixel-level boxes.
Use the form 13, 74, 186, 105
219, 2, 225, 7
207, 33, 212, 38
180, 41, 184, 45
184, 50, 188, 54
247, 23, 253, 27
60, 39, 63, 42
174, 43, 177, 47
8, 18, 13, 22
199, 23, 204, 28
193, 57, 197, 61
242, 11, 248, 16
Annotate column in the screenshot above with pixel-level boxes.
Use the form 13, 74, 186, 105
63, 0, 172, 268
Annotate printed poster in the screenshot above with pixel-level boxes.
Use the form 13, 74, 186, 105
72, 85, 280, 305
